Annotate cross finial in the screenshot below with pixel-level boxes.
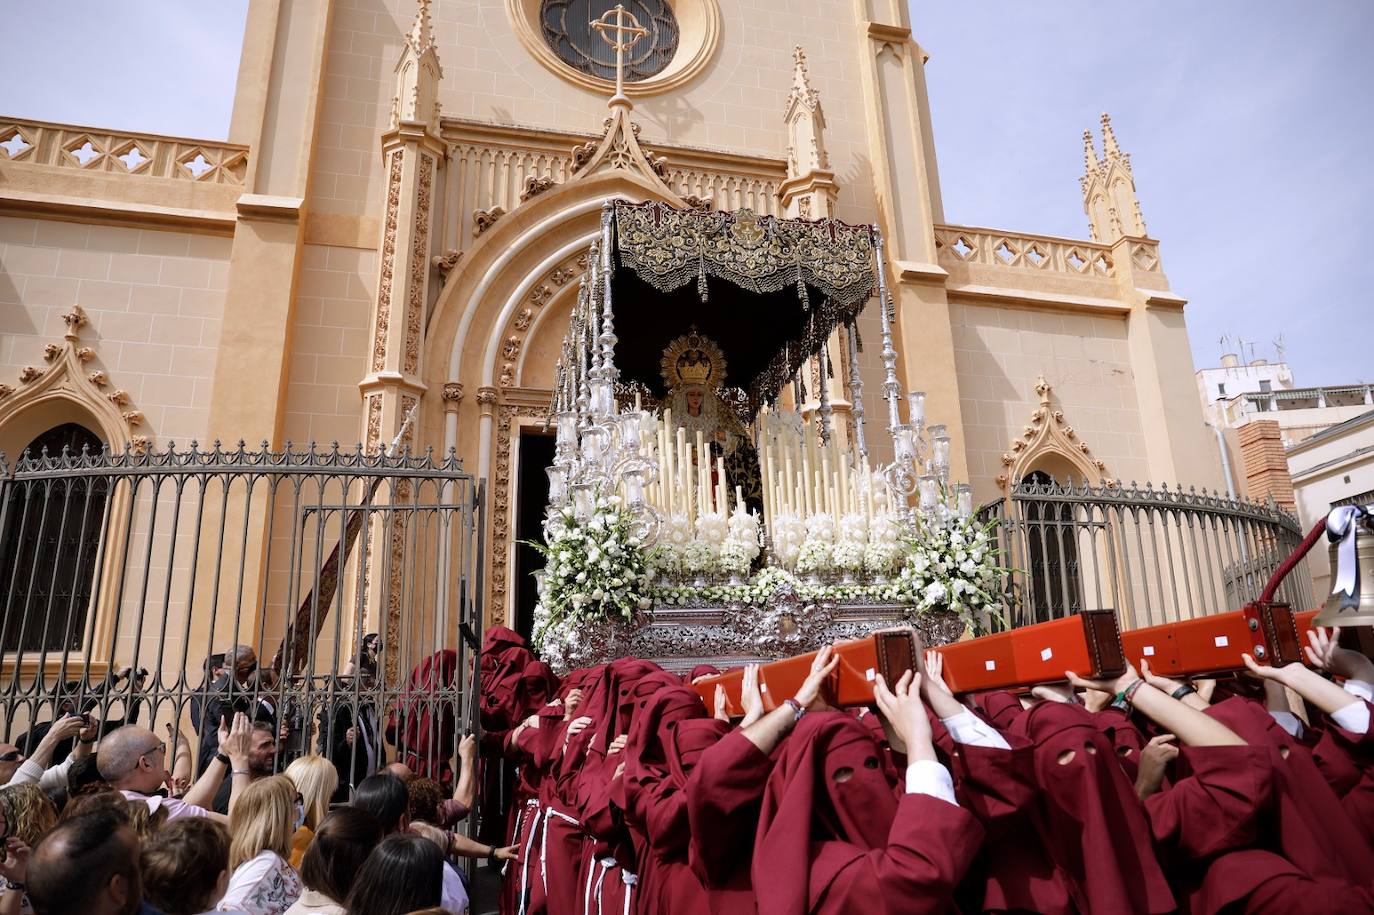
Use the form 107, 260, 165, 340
591, 4, 647, 110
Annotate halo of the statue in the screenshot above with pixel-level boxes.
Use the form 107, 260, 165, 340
607, 200, 877, 420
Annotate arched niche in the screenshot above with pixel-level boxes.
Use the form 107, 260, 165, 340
419, 170, 681, 624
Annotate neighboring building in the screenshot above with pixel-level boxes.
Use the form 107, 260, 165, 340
0, 0, 1232, 648
1288, 409, 1374, 598
1196, 353, 1295, 426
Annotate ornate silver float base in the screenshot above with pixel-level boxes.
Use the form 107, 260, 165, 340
570, 584, 965, 673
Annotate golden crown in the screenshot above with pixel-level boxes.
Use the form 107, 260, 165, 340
676, 352, 713, 385
661, 327, 727, 389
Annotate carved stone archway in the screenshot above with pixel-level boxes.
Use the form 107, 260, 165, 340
0, 306, 146, 676
420, 169, 683, 626
995, 375, 1116, 493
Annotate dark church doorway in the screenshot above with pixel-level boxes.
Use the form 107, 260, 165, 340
512, 431, 555, 642
1021, 469, 1083, 623
0, 423, 109, 653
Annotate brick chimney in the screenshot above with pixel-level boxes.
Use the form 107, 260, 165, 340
1236, 420, 1295, 511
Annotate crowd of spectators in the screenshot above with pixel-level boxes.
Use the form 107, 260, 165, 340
0, 634, 510, 915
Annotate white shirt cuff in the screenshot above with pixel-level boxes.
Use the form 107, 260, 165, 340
1343, 679, 1374, 704
940, 710, 1012, 750
1331, 700, 1371, 736
904, 759, 958, 807
4, 759, 43, 787
1269, 710, 1305, 739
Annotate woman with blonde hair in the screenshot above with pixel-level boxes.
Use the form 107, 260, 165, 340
284, 755, 338, 867
0, 784, 58, 915
218, 774, 302, 915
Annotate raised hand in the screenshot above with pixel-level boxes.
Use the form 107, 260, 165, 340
922, 650, 953, 696
873, 670, 935, 762
794, 645, 838, 712
459, 733, 477, 761
741, 663, 765, 726
1140, 658, 1185, 695
713, 685, 729, 723
1135, 733, 1178, 799
0, 838, 31, 884
563, 689, 584, 720
563, 715, 592, 748
1240, 652, 1297, 684
1305, 627, 1374, 682
1066, 660, 1140, 698
48, 713, 85, 744
220, 712, 253, 767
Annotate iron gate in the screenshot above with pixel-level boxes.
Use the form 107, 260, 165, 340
0, 442, 484, 793
980, 480, 1313, 630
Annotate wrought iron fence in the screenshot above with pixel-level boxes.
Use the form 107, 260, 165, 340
0, 442, 484, 800
979, 481, 1313, 630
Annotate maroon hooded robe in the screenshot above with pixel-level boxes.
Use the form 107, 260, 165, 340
622, 686, 724, 915
1010, 701, 1176, 914
751, 711, 983, 915
388, 649, 460, 787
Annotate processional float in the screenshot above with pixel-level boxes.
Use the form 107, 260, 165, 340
533, 200, 985, 671
694, 505, 1374, 704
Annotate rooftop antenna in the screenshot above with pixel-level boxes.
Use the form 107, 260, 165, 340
1272, 334, 1286, 363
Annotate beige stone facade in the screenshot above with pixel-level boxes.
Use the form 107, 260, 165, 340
0, 0, 1226, 633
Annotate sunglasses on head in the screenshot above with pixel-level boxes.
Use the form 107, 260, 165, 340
0, 750, 21, 763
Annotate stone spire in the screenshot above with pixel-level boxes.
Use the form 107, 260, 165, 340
780, 46, 837, 220
1081, 129, 1098, 174
391, 0, 443, 132
1079, 111, 1147, 242
1099, 111, 1122, 159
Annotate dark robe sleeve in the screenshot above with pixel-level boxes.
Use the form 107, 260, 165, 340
640, 778, 692, 858
577, 754, 621, 840
1312, 702, 1374, 846
1192, 848, 1374, 915
1145, 744, 1274, 860
945, 740, 1036, 832
686, 729, 774, 887
810, 793, 985, 915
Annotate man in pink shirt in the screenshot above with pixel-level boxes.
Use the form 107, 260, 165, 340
100, 713, 254, 823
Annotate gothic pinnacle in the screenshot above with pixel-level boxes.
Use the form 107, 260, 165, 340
1100, 111, 1122, 159
1082, 129, 1099, 173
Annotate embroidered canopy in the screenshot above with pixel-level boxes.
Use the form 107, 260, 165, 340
607, 200, 878, 419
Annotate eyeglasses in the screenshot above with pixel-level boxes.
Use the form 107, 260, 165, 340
140, 742, 166, 764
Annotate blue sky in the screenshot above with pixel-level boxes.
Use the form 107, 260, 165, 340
3, 1, 1368, 385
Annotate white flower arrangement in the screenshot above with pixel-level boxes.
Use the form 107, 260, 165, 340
896, 514, 1009, 634
795, 512, 835, 576
863, 510, 904, 575
528, 496, 652, 655
718, 505, 762, 577
770, 511, 805, 569
832, 512, 868, 574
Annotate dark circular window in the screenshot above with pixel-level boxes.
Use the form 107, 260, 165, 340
539, 0, 680, 83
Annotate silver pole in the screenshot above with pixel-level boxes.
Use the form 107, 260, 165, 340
872, 229, 903, 435
845, 322, 867, 459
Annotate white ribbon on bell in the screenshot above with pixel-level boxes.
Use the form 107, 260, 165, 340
1327, 504, 1374, 612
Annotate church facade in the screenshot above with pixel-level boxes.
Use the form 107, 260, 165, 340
0, 0, 1226, 635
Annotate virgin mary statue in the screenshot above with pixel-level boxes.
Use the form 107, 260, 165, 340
660, 329, 763, 511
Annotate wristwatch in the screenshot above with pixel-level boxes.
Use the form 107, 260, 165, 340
215, 752, 231, 766
2, 879, 23, 892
